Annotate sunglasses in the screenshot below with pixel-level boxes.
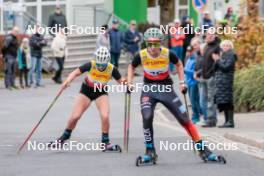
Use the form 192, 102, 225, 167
146, 42, 161, 48
96, 63, 107, 70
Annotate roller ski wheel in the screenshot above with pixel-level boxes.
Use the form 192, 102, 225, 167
103, 143, 122, 153
47, 139, 66, 148
135, 150, 158, 166
199, 152, 226, 164
196, 141, 226, 164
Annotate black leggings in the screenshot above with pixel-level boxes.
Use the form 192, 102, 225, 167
19, 67, 28, 87
140, 85, 201, 148
54, 57, 65, 81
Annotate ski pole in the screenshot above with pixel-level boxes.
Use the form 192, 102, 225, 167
124, 91, 128, 152
183, 94, 189, 118
17, 87, 64, 154
124, 90, 131, 152
126, 91, 131, 152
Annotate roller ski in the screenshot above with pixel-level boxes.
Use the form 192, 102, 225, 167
47, 130, 71, 148
47, 137, 68, 149
136, 146, 158, 166
195, 141, 226, 164
102, 143, 122, 153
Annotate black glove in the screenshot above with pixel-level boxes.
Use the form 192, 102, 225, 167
181, 86, 188, 95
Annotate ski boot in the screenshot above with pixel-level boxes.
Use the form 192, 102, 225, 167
102, 143, 122, 153
47, 136, 68, 149
136, 147, 158, 166
195, 141, 226, 164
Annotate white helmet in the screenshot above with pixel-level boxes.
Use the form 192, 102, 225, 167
95, 47, 110, 64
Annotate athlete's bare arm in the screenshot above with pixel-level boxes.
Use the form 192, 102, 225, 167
174, 60, 186, 92
61, 68, 82, 89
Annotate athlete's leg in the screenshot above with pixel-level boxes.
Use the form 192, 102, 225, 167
140, 94, 158, 149
159, 91, 201, 142
159, 91, 225, 162
49, 94, 91, 146
66, 94, 91, 130
95, 95, 110, 144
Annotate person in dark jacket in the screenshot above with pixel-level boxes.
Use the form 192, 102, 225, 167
29, 25, 47, 87
124, 20, 141, 66
2, 27, 19, 90
109, 19, 123, 68
202, 11, 213, 32
182, 17, 195, 63
212, 40, 236, 128
201, 28, 221, 127
194, 43, 208, 125
48, 5, 67, 36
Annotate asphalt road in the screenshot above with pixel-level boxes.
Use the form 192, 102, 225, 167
0, 77, 263, 176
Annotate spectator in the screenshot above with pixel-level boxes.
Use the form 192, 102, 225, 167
224, 7, 238, 27
170, 19, 185, 62
51, 28, 66, 84
2, 27, 19, 90
124, 20, 141, 66
184, 37, 201, 124
194, 43, 208, 125
182, 17, 195, 63
17, 38, 31, 88
96, 24, 110, 50
201, 28, 221, 127
202, 11, 213, 33
48, 5, 67, 36
212, 40, 236, 128
109, 19, 123, 68
29, 24, 47, 88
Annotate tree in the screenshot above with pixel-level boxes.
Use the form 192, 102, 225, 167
234, 0, 264, 68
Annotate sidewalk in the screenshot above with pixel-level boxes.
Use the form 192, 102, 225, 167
157, 105, 264, 158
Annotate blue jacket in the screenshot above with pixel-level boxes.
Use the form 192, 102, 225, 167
17, 48, 27, 69
109, 28, 123, 53
124, 29, 141, 54
184, 53, 198, 86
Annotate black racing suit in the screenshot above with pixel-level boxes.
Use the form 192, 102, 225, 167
131, 50, 201, 150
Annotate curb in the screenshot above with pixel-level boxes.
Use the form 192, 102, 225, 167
224, 133, 264, 150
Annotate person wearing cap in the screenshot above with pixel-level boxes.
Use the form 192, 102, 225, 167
48, 5, 68, 36
202, 11, 213, 32
124, 20, 141, 66
109, 19, 124, 68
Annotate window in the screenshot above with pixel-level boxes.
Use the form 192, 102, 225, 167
179, 0, 188, 6
27, 6, 37, 18
175, 0, 188, 20
179, 9, 188, 19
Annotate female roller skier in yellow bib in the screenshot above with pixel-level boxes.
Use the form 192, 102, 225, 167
49, 47, 126, 152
